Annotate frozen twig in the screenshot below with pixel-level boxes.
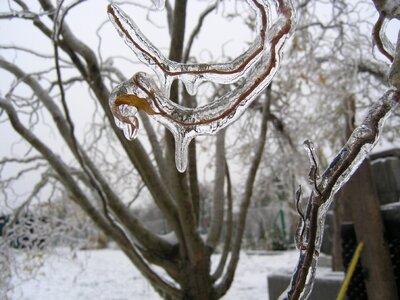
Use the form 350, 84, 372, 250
372, 13, 394, 62
280, 89, 400, 300
108, 0, 295, 172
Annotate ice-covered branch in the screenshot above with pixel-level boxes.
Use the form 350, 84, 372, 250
108, 0, 270, 94
215, 87, 271, 298
280, 89, 400, 300
373, 13, 394, 62
389, 30, 400, 88
1, 51, 177, 264
371, 0, 400, 63
30, 0, 183, 236
108, 0, 295, 172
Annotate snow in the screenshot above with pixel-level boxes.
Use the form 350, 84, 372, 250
7, 249, 301, 300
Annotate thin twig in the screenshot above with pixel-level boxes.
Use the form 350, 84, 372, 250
372, 13, 394, 62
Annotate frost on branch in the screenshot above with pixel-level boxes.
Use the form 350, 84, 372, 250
107, 0, 295, 172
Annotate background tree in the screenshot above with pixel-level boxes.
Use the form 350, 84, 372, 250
0, 0, 399, 300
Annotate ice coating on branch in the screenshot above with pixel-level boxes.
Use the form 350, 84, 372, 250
107, 1, 271, 96
114, 113, 139, 140
373, 17, 396, 61
108, 0, 295, 172
279, 91, 399, 300
298, 112, 394, 299
303, 140, 320, 186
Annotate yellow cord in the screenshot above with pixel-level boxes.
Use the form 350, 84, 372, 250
337, 241, 364, 300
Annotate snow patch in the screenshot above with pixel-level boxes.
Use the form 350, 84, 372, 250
8, 249, 301, 300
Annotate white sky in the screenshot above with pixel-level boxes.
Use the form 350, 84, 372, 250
0, 0, 399, 210
0, 0, 257, 209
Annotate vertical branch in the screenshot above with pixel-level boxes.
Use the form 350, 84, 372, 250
182, 2, 218, 63
372, 13, 394, 62
165, 0, 173, 36
178, 2, 218, 225
36, 0, 181, 234
163, 0, 206, 265
140, 113, 168, 175
183, 88, 200, 224
216, 87, 272, 298
167, 0, 188, 107
164, 0, 188, 192
207, 129, 226, 248
212, 159, 233, 281
389, 30, 400, 89
188, 137, 201, 224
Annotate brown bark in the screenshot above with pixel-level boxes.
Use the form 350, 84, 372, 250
164, 1, 218, 298
216, 87, 272, 298
207, 129, 227, 248
179, 253, 216, 300
344, 160, 398, 300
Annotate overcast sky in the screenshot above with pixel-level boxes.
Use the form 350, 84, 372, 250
0, 0, 399, 210
0, 0, 258, 210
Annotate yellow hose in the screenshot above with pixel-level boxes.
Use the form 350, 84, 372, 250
337, 241, 364, 300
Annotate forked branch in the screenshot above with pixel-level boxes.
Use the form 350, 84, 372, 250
280, 89, 400, 300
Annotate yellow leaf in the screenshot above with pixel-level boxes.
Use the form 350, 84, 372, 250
115, 94, 156, 115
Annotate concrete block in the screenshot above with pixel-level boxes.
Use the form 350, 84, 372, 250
267, 268, 344, 300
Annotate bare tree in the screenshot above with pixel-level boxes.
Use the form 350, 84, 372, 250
0, 0, 290, 298
0, 1, 399, 300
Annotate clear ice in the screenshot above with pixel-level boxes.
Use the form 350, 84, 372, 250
278, 91, 399, 300
108, 0, 295, 172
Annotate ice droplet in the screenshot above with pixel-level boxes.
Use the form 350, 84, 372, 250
108, 0, 296, 172
174, 131, 191, 173
114, 117, 139, 140
113, 102, 140, 140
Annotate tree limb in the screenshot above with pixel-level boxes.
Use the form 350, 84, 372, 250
207, 129, 226, 248
0, 97, 182, 299
281, 89, 400, 300
0, 57, 177, 260
216, 87, 272, 298
34, 0, 182, 235
183, 2, 218, 63
212, 158, 233, 281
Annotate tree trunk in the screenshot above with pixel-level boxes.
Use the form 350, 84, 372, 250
179, 253, 217, 300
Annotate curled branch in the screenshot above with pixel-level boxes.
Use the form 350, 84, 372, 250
372, 13, 394, 62
108, 0, 295, 171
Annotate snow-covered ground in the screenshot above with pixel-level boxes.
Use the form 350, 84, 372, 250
7, 249, 301, 300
